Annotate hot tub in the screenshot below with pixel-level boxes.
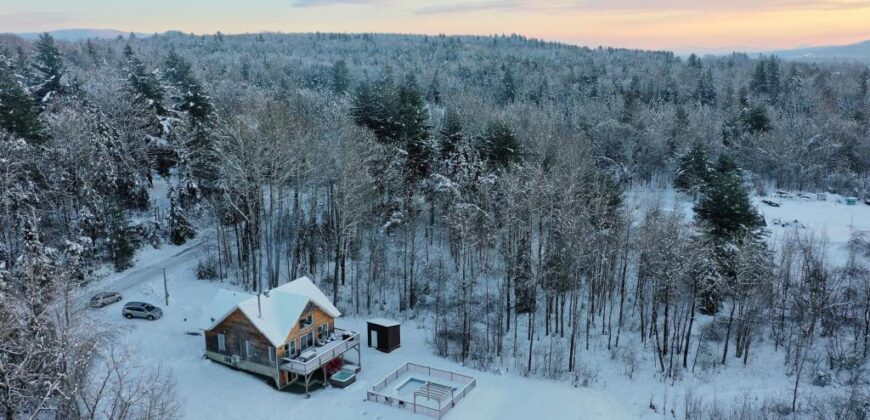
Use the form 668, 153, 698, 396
329, 368, 356, 388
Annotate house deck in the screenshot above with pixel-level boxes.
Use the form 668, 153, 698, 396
280, 327, 361, 375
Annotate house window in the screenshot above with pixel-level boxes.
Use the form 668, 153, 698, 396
299, 313, 313, 329
268, 346, 275, 363
287, 339, 297, 357
318, 323, 329, 339
217, 334, 226, 352
301, 331, 314, 350
245, 340, 252, 358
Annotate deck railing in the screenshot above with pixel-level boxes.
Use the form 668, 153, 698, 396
279, 328, 359, 375
366, 362, 476, 419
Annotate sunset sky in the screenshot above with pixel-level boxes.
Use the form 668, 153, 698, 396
2, 0, 870, 53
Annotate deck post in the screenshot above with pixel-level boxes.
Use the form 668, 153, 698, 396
305, 373, 311, 399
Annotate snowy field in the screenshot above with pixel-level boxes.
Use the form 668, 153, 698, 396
84, 248, 637, 420
82, 187, 870, 420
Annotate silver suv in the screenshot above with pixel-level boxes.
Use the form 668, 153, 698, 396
89, 292, 123, 308
122, 302, 163, 320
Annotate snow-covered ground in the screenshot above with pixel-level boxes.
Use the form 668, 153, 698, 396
83, 187, 870, 419
86, 245, 638, 420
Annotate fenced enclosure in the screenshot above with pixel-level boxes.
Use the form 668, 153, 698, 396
366, 363, 477, 419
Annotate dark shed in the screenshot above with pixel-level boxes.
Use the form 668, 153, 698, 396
367, 318, 400, 353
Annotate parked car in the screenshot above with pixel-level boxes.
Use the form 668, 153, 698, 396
122, 302, 163, 320
89, 292, 123, 308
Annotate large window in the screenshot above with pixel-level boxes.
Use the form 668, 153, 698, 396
318, 323, 329, 340
301, 331, 314, 351
287, 339, 297, 357
217, 333, 226, 352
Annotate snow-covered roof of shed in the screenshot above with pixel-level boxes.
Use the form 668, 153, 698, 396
367, 318, 400, 327
202, 276, 341, 347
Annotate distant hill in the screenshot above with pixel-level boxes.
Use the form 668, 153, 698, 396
770, 40, 870, 63
14, 29, 147, 42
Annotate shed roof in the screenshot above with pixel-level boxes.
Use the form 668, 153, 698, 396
367, 318, 400, 327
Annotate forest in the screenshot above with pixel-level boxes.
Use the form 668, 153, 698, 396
1, 31, 869, 418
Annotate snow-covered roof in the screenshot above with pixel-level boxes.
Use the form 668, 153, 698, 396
203, 276, 341, 347
273, 276, 341, 318
201, 289, 254, 330
368, 318, 400, 327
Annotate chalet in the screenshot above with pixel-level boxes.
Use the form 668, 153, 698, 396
201, 276, 361, 396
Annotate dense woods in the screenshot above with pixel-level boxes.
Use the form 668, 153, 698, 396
1, 31, 869, 418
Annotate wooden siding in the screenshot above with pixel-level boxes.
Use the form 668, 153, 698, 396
205, 309, 275, 368
276, 302, 334, 359
204, 301, 337, 389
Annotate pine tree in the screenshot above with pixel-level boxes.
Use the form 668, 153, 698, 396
439, 110, 463, 160
687, 53, 702, 69
695, 68, 716, 106
0, 60, 44, 142
330, 59, 350, 94
674, 141, 710, 195
29, 33, 64, 103
124, 45, 165, 115
695, 154, 763, 241
168, 190, 196, 246
479, 120, 521, 169
352, 75, 431, 186
500, 66, 516, 104
426, 72, 442, 104
108, 206, 136, 271
396, 74, 432, 184
742, 105, 771, 133
694, 155, 764, 313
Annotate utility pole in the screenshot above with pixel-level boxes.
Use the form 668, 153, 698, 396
163, 267, 170, 306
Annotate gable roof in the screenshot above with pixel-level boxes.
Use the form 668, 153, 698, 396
201, 289, 254, 330
273, 276, 341, 318
202, 276, 341, 347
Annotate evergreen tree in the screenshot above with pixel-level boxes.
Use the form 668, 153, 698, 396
687, 53, 702, 69
396, 74, 432, 184
108, 206, 136, 271
351, 75, 431, 186
500, 66, 516, 104
750, 57, 781, 102
438, 110, 463, 160
168, 190, 196, 246
674, 141, 710, 195
426, 72, 442, 104
29, 33, 64, 103
0, 60, 44, 142
742, 104, 771, 133
694, 154, 764, 313
330, 59, 350, 94
695, 154, 763, 241
620, 75, 641, 124
479, 120, 521, 169
124, 45, 165, 115
695, 68, 716, 106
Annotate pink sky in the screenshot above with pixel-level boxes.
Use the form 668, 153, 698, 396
2, 0, 870, 52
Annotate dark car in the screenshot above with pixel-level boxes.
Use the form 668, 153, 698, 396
122, 302, 163, 320
89, 292, 123, 308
